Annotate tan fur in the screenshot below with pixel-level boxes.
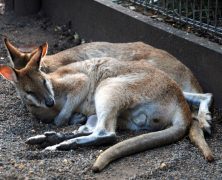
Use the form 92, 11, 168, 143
0, 46, 213, 172
5, 40, 202, 93
5, 39, 213, 133
42, 42, 203, 93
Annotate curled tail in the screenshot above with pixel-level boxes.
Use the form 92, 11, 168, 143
92, 124, 188, 172
189, 120, 214, 162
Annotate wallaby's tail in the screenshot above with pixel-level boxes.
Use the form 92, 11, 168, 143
92, 124, 187, 172
189, 120, 214, 162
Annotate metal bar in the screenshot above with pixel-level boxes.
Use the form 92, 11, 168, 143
215, 0, 218, 30
172, 0, 175, 20
185, 0, 188, 24
207, 0, 210, 30
179, 0, 181, 22
166, 0, 168, 16
144, 0, 148, 12
200, 0, 203, 27
192, 0, 196, 26
131, 0, 222, 37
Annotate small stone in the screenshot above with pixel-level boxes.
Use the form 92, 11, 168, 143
29, 170, 34, 175
18, 163, 25, 169
129, 6, 136, 10
39, 160, 44, 165
151, 15, 158, 18
160, 162, 167, 169
63, 159, 68, 164
157, 17, 163, 22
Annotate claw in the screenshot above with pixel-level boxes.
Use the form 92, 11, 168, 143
206, 114, 212, 122
44, 131, 57, 136
44, 144, 58, 151
56, 140, 77, 151
26, 135, 46, 145
197, 111, 212, 135
204, 125, 211, 135
199, 120, 211, 135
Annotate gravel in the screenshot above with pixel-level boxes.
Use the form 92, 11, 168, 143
0, 10, 222, 180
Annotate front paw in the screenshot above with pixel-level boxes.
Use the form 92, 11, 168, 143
198, 112, 212, 134
69, 113, 87, 125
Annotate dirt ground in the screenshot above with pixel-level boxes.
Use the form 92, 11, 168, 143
1, 9, 222, 180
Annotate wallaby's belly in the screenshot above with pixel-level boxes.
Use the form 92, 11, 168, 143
118, 103, 174, 132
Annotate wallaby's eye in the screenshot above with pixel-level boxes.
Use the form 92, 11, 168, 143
26, 91, 35, 96
43, 79, 46, 85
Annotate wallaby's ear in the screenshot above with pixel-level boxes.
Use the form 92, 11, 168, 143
27, 46, 43, 70
0, 64, 18, 82
4, 38, 23, 61
42, 42, 48, 57
29, 42, 48, 59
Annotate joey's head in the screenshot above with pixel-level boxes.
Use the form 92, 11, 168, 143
4, 38, 48, 69
0, 46, 55, 108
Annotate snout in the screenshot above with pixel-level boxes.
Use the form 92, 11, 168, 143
45, 97, 55, 107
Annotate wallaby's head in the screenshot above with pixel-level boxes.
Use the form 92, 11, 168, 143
0, 46, 55, 108
4, 38, 48, 69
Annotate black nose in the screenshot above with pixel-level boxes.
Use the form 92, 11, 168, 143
45, 97, 54, 107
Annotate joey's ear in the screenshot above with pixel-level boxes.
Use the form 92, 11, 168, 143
29, 42, 48, 60
27, 46, 43, 70
41, 42, 48, 57
4, 38, 23, 61
0, 64, 18, 82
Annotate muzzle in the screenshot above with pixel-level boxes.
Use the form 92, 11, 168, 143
45, 97, 55, 107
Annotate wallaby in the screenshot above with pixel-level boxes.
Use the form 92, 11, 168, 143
4, 38, 213, 133
0, 46, 213, 172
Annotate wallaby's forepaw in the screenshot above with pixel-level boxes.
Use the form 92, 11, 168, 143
69, 113, 87, 125
26, 131, 64, 146
198, 112, 212, 134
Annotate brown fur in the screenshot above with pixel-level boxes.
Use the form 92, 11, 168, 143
5, 40, 202, 93
1, 40, 213, 172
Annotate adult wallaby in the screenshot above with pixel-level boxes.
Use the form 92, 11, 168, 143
4, 39, 213, 134
0, 46, 213, 172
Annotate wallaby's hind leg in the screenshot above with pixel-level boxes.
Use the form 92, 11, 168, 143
183, 92, 213, 134
25, 131, 88, 147
26, 115, 97, 146
44, 88, 121, 151
42, 83, 129, 151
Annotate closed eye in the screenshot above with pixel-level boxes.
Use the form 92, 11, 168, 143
43, 79, 46, 85
26, 91, 36, 96
43, 79, 50, 92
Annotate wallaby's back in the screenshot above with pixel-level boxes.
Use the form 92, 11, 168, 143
43, 42, 202, 93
